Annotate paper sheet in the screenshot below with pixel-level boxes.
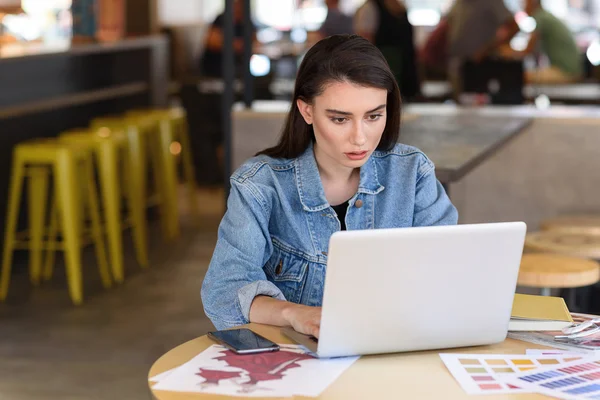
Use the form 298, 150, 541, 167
149, 369, 176, 383
440, 353, 584, 395
151, 344, 358, 397
149, 345, 306, 384
500, 356, 600, 400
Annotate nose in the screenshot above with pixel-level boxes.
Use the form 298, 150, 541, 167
350, 122, 367, 147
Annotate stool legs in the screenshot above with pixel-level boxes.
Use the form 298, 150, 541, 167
178, 120, 199, 224
126, 132, 149, 267
83, 156, 111, 289
540, 288, 551, 296
43, 196, 58, 281
28, 166, 49, 286
55, 152, 83, 305
0, 156, 26, 300
44, 158, 112, 290
158, 120, 180, 240
97, 142, 124, 283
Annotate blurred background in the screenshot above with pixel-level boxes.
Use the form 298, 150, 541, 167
1, 0, 600, 399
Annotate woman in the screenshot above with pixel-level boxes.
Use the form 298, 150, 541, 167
201, 35, 457, 338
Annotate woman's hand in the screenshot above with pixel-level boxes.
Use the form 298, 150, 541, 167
283, 304, 322, 338
249, 296, 322, 337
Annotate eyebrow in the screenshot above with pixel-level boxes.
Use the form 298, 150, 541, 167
325, 104, 386, 116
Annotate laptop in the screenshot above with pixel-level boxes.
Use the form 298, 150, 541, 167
282, 222, 527, 358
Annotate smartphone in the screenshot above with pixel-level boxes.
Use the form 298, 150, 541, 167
207, 328, 280, 354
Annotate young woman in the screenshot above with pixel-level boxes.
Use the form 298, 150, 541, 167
201, 34, 457, 338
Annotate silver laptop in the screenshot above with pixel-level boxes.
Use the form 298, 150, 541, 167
282, 222, 527, 358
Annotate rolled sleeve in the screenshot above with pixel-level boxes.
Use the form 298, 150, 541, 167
201, 177, 280, 330
413, 156, 458, 227
237, 280, 286, 323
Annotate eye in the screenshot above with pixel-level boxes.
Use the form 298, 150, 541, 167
330, 117, 348, 124
367, 114, 383, 121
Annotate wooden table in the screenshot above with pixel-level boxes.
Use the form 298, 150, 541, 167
149, 323, 557, 400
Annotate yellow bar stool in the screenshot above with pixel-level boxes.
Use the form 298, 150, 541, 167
0, 140, 111, 305
53, 128, 136, 284
127, 108, 199, 240
90, 116, 152, 269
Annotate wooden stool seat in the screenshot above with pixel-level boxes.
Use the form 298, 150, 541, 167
541, 215, 600, 235
518, 253, 600, 289
525, 231, 600, 259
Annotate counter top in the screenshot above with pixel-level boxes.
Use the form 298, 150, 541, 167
0, 35, 167, 63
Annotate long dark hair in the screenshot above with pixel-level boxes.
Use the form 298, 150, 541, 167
257, 34, 401, 159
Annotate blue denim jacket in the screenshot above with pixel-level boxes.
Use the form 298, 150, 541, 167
201, 143, 458, 329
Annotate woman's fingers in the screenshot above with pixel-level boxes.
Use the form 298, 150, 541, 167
313, 325, 321, 338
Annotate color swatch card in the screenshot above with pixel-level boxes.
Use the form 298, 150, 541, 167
501, 357, 600, 399
440, 353, 584, 395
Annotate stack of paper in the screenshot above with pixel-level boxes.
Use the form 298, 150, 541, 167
509, 313, 600, 353
150, 344, 358, 398
509, 294, 573, 331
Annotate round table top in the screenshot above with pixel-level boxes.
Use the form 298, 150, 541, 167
518, 253, 600, 288
149, 324, 556, 400
525, 231, 600, 259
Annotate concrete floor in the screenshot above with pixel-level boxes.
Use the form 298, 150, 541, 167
0, 187, 224, 400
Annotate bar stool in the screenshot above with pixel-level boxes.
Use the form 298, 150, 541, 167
541, 215, 600, 235
525, 231, 600, 259
90, 117, 152, 267
126, 108, 199, 240
518, 253, 600, 296
524, 230, 600, 310
53, 128, 148, 284
0, 140, 111, 305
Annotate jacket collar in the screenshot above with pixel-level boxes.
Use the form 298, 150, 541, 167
294, 143, 385, 212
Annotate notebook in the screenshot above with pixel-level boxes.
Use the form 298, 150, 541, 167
508, 294, 573, 331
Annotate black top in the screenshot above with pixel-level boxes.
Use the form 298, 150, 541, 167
200, 14, 256, 77
331, 200, 350, 231
373, 1, 420, 99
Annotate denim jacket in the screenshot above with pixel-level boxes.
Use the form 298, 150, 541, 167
201, 143, 458, 329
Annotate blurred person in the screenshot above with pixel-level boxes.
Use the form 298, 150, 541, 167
419, 16, 450, 80
319, 0, 354, 38
201, 35, 457, 334
354, 0, 420, 99
446, 0, 519, 96
200, 0, 257, 78
500, 0, 582, 83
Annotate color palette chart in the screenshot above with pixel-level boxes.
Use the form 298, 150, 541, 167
440, 353, 583, 395
502, 358, 600, 399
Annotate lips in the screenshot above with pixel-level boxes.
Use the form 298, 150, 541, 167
344, 151, 368, 161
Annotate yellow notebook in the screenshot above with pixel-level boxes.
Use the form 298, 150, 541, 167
509, 294, 574, 331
